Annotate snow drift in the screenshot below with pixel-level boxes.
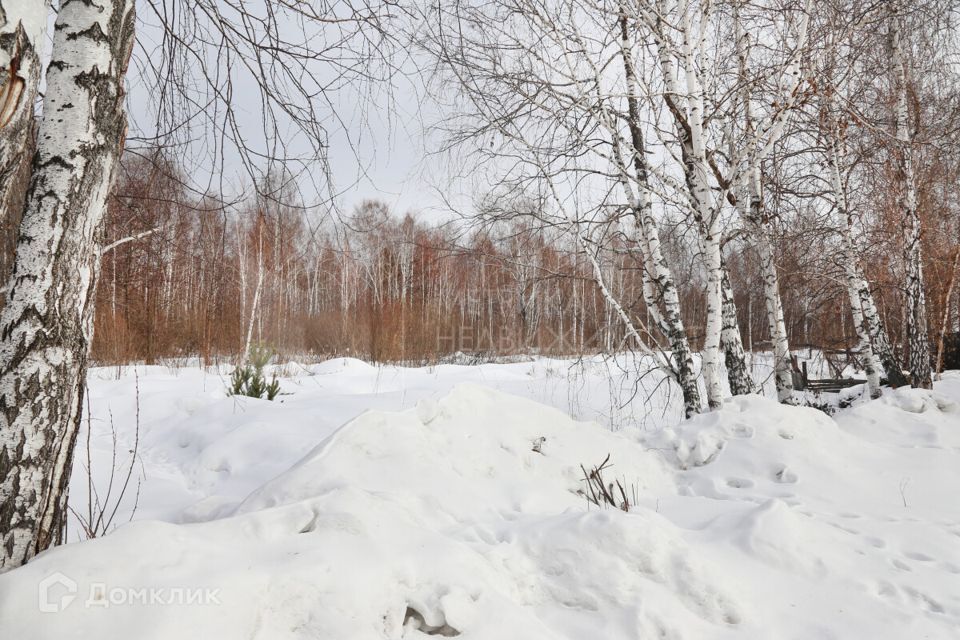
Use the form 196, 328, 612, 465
1, 366, 959, 639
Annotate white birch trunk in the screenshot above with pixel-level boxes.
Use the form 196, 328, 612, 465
826, 138, 883, 397
646, 2, 767, 409
758, 232, 793, 401
732, 5, 795, 403
649, 9, 726, 409
719, 263, 755, 396
243, 218, 265, 358
860, 287, 905, 384
889, 8, 932, 389
554, 9, 703, 416
616, 7, 701, 417
701, 234, 725, 409
849, 271, 883, 397
0, 0, 136, 572
735, 176, 790, 402
824, 107, 906, 387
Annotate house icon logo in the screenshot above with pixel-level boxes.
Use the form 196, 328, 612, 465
38, 572, 77, 613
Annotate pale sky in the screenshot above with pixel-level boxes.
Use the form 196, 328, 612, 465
124, 2, 461, 224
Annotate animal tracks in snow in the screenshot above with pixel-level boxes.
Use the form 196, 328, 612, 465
876, 581, 946, 615
774, 466, 798, 484
725, 477, 755, 489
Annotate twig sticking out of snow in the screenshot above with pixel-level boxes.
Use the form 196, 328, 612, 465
531, 436, 546, 454
579, 454, 631, 512
69, 374, 143, 540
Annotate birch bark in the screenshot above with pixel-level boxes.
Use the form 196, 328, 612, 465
889, 8, 932, 389
0, 0, 136, 571
244, 214, 265, 358
754, 227, 793, 401
732, 4, 794, 403
862, 287, 907, 385
827, 138, 883, 397
647, 6, 726, 409
643, 1, 790, 407
0, 2, 50, 217
617, 8, 701, 417
720, 262, 755, 396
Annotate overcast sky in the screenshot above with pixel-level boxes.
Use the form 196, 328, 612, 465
115, 2, 464, 226
324, 72, 454, 222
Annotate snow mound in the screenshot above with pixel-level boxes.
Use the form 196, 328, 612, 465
239, 383, 675, 517
0, 384, 741, 639
308, 356, 378, 376
3, 379, 960, 639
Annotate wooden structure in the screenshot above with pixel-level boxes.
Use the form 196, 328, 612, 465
791, 356, 866, 393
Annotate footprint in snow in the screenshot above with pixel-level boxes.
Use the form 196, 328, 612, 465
903, 551, 935, 562
876, 580, 900, 599
726, 477, 755, 489
892, 558, 912, 572
875, 582, 945, 614
828, 522, 859, 536
730, 423, 754, 438
902, 586, 945, 614
774, 466, 798, 484
864, 536, 886, 549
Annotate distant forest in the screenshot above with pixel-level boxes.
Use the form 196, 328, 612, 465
0, 149, 952, 369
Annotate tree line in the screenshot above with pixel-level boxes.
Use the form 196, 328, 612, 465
18, 143, 949, 383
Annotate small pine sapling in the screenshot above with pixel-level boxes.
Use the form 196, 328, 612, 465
228, 345, 283, 400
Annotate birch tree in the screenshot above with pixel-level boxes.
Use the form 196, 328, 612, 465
611, 3, 702, 415
637, 0, 810, 407
0, 0, 400, 572
640, 0, 731, 408
425, 0, 705, 416
729, 0, 805, 404
803, 1, 911, 391
887, 4, 932, 389
0, 0, 136, 571
826, 123, 885, 397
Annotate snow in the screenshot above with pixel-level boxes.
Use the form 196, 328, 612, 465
1, 358, 959, 638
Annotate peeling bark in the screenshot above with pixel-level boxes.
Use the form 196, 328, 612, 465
0, 0, 136, 572
0, 1, 49, 220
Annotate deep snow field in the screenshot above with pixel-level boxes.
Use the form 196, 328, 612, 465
1, 356, 959, 639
